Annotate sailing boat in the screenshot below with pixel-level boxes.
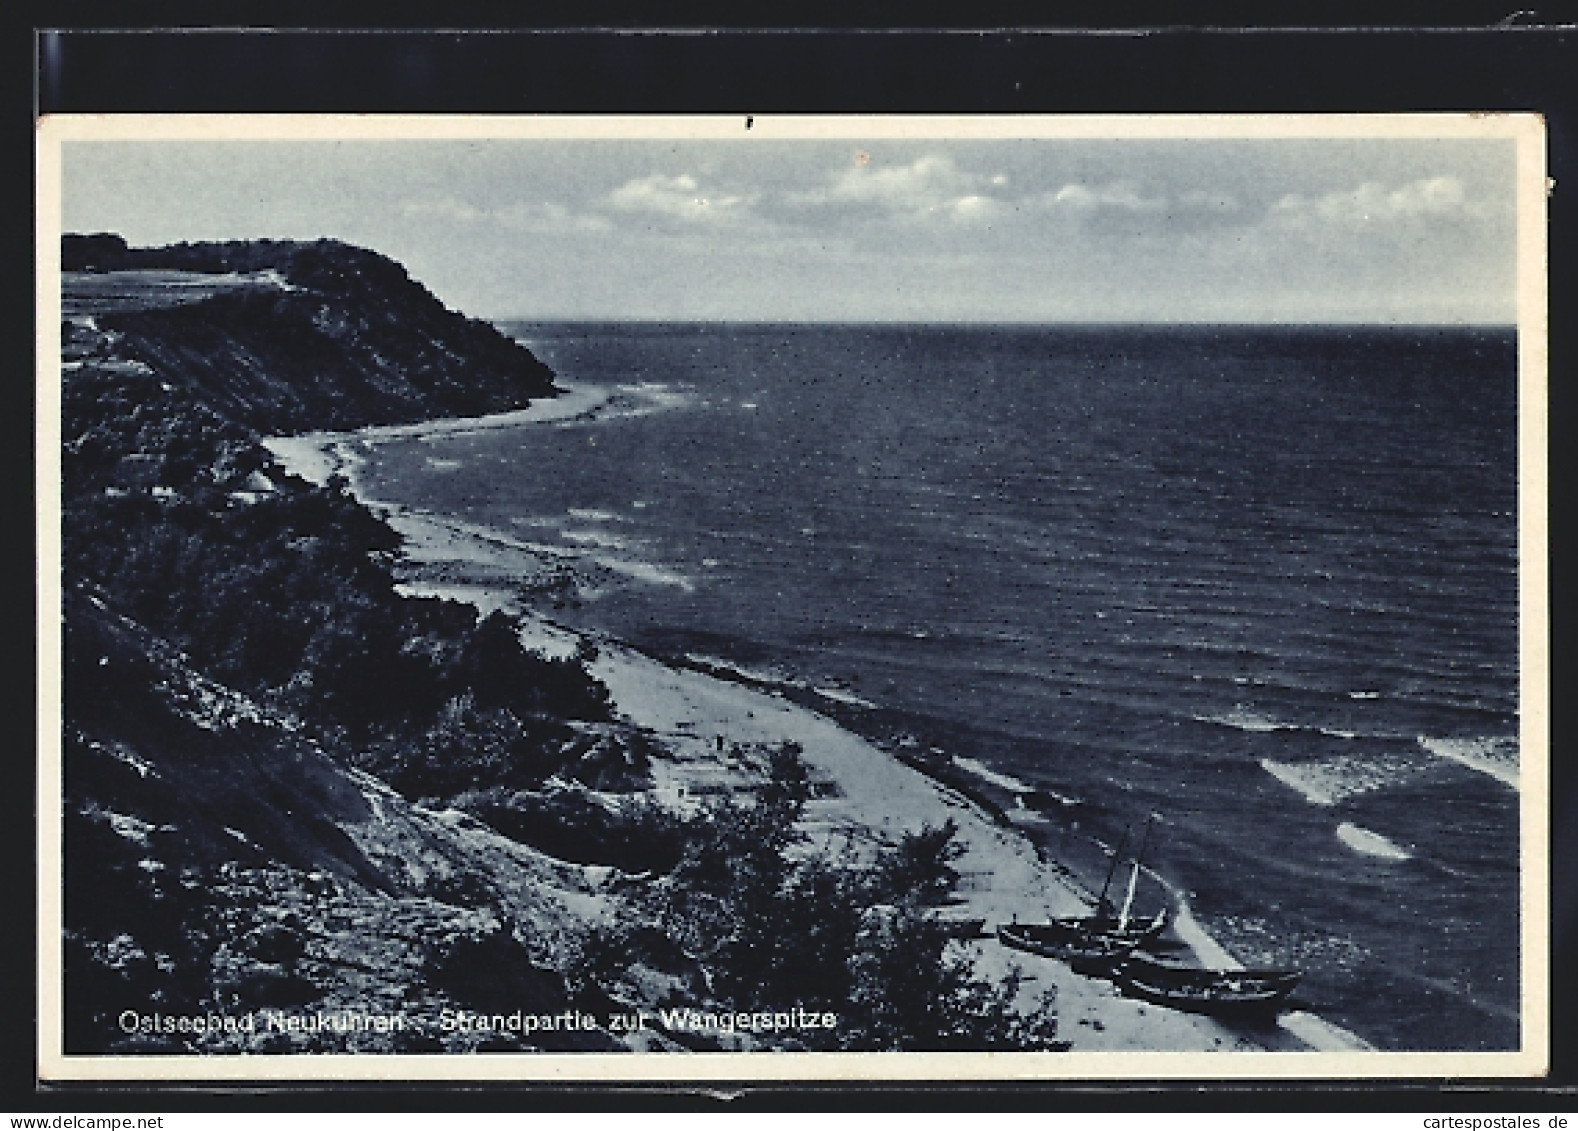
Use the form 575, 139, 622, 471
998, 816, 1167, 973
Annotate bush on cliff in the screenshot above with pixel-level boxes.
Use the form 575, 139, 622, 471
611, 746, 1063, 1052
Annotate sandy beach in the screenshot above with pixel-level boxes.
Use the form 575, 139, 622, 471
265, 397, 1372, 1056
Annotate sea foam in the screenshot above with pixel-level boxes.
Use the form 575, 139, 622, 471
591, 554, 696, 593
1336, 822, 1413, 861
953, 756, 1036, 796
590, 381, 697, 420
814, 686, 878, 709
1417, 736, 1519, 790
1198, 707, 1300, 734
1260, 755, 1425, 807
560, 528, 632, 551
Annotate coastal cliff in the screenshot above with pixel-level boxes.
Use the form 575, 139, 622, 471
56, 236, 1058, 1057
64, 232, 559, 433
59, 235, 632, 1053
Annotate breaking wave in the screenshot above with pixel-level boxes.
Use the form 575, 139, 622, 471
560, 528, 633, 551
814, 685, 878, 709
1197, 707, 1300, 733
590, 554, 695, 592
567, 507, 625, 523
953, 755, 1036, 796
1200, 707, 1368, 741
1417, 736, 1519, 790
1336, 822, 1413, 861
1259, 754, 1428, 807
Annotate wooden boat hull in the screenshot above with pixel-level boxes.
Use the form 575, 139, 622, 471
1115, 955, 1300, 1017
998, 919, 1162, 977
1063, 936, 1138, 978
999, 913, 1164, 951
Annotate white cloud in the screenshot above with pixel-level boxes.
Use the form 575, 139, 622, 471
1271, 175, 1480, 225
607, 173, 756, 224
825, 153, 962, 205
800, 153, 1007, 224
1044, 182, 1167, 213
950, 194, 996, 219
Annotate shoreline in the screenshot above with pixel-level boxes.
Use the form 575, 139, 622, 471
262, 392, 1371, 1055
261, 382, 614, 491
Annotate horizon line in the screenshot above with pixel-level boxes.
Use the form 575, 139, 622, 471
489, 315, 1518, 331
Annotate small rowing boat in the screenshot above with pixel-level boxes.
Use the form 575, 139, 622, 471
1115, 952, 1301, 1017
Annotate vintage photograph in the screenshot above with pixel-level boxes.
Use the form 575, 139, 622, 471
36, 115, 1547, 1081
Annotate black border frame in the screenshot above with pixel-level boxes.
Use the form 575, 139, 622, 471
23, 15, 1576, 1111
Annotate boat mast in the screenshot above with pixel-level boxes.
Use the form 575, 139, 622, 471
1094, 827, 1130, 921
1118, 816, 1154, 931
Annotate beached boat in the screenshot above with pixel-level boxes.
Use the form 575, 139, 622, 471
998, 817, 1167, 974
997, 911, 1165, 958
1115, 952, 1301, 1017
998, 917, 1163, 976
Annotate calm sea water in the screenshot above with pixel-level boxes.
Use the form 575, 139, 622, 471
356, 322, 1521, 1051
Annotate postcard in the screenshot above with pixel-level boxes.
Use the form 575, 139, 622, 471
35, 112, 1549, 1083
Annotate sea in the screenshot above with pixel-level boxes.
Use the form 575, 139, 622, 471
352, 321, 1523, 1052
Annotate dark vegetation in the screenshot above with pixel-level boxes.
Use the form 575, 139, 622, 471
581, 744, 1063, 1052
58, 234, 1060, 1054
60, 235, 626, 1051
62, 237, 614, 805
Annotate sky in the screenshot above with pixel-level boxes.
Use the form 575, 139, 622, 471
58, 132, 1521, 324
